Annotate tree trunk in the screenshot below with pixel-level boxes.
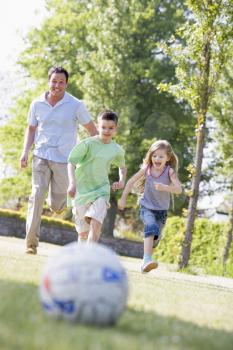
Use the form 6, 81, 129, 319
222, 197, 233, 264
179, 37, 211, 268
101, 197, 118, 237
179, 120, 206, 268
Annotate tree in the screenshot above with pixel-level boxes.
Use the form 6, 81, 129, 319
212, 55, 233, 264
159, 0, 233, 267
0, 0, 194, 235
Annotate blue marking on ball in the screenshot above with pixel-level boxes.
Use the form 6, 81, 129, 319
102, 267, 125, 282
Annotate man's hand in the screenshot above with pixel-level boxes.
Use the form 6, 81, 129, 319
20, 153, 28, 168
67, 183, 76, 198
112, 180, 125, 191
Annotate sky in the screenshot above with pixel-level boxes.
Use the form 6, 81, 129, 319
0, 0, 46, 70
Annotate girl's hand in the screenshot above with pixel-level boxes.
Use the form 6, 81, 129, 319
154, 183, 166, 192
67, 183, 76, 198
118, 197, 126, 210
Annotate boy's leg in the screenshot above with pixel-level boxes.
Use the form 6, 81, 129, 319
85, 197, 108, 243
72, 206, 90, 242
88, 219, 102, 242
26, 157, 51, 252
48, 161, 69, 213
79, 231, 89, 242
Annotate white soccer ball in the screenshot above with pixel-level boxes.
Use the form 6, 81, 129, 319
39, 242, 128, 326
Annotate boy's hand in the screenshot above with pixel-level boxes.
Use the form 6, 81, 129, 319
67, 183, 76, 198
118, 197, 126, 210
111, 180, 125, 191
154, 183, 166, 192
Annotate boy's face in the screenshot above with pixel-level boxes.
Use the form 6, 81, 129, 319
98, 119, 117, 143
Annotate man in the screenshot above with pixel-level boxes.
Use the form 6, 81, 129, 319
20, 66, 97, 254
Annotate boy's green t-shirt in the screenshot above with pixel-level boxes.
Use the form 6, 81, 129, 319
68, 136, 125, 205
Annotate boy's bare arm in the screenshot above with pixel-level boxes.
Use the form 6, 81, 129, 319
112, 167, 127, 191
67, 163, 76, 197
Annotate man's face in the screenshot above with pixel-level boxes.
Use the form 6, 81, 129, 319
48, 72, 67, 99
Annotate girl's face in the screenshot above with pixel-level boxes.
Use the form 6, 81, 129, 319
151, 148, 169, 170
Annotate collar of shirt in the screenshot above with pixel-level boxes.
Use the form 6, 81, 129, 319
38, 91, 71, 107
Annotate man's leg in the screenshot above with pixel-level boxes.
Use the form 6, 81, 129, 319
49, 161, 69, 213
26, 157, 51, 252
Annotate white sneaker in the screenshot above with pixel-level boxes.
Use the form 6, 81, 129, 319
141, 260, 158, 273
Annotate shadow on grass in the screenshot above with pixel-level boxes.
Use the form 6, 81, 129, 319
0, 279, 232, 350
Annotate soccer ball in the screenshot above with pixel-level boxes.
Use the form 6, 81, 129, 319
39, 242, 128, 326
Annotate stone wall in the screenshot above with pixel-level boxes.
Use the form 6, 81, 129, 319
0, 215, 143, 258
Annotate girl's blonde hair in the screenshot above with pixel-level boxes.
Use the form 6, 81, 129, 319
134, 140, 179, 194
143, 140, 179, 172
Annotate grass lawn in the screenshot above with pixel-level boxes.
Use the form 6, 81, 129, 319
0, 236, 233, 350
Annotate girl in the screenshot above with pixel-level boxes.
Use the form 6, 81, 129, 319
118, 140, 182, 273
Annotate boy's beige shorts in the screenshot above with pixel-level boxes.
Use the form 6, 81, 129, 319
72, 197, 109, 233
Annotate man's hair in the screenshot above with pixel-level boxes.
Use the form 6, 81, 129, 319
48, 66, 69, 82
97, 110, 118, 125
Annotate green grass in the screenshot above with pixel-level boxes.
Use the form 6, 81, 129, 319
0, 237, 233, 350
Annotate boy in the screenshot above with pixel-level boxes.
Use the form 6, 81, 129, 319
67, 110, 127, 242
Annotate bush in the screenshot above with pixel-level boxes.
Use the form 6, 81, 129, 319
156, 216, 232, 277
0, 208, 75, 229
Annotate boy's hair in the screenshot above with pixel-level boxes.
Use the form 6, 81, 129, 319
98, 110, 118, 125
48, 66, 69, 82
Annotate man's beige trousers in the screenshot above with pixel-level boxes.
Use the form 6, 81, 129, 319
26, 156, 68, 248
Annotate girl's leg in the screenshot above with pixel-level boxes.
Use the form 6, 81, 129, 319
88, 218, 102, 242
140, 206, 159, 272
144, 235, 154, 256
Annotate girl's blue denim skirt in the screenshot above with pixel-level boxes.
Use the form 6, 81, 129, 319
139, 205, 167, 244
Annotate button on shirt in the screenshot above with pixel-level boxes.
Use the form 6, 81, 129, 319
28, 92, 91, 163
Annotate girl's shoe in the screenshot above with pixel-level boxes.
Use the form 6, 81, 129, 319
141, 260, 158, 273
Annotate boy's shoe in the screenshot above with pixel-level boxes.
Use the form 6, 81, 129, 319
25, 246, 37, 255
141, 260, 158, 273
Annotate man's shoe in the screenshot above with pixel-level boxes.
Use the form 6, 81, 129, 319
25, 246, 37, 255
141, 260, 158, 273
